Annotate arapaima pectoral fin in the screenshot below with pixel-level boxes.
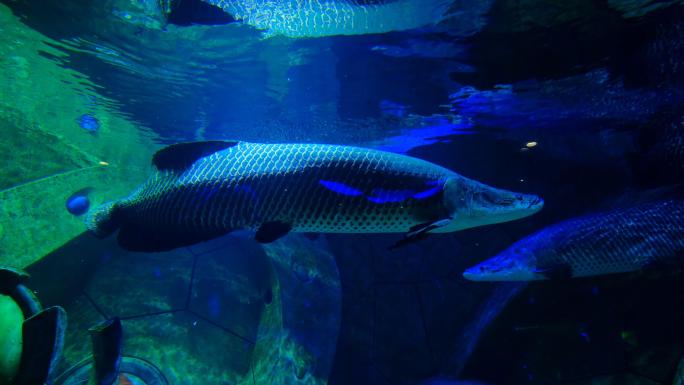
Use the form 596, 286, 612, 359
388, 217, 452, 250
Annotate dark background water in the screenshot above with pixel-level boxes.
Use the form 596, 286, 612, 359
4, 0, 684, 384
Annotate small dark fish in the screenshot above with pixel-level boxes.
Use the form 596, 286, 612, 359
464, 200, 684, 281
66, 188, 93, 216
77, 113, 100, 133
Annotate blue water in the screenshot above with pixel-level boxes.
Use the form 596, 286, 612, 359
5, 1, 684, 385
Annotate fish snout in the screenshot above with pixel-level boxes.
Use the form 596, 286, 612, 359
490, 190, 544, 222
462, 256, 538, 282
462, 265, 487, 281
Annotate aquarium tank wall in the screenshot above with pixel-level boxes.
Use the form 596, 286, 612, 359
1, 0, 684, 385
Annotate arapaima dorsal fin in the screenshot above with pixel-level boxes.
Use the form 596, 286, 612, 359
152, 141, 239, 172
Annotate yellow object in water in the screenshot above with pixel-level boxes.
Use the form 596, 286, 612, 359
0, 295, 23, 385
526, 141, 538, 148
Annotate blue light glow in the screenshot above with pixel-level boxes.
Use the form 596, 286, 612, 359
367, 189, 414, 203
319, 180, 363, 197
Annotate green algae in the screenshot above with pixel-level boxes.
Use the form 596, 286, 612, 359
0, 163, 151, 269
0, 105, 98, 191
0, 3, 156, 269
